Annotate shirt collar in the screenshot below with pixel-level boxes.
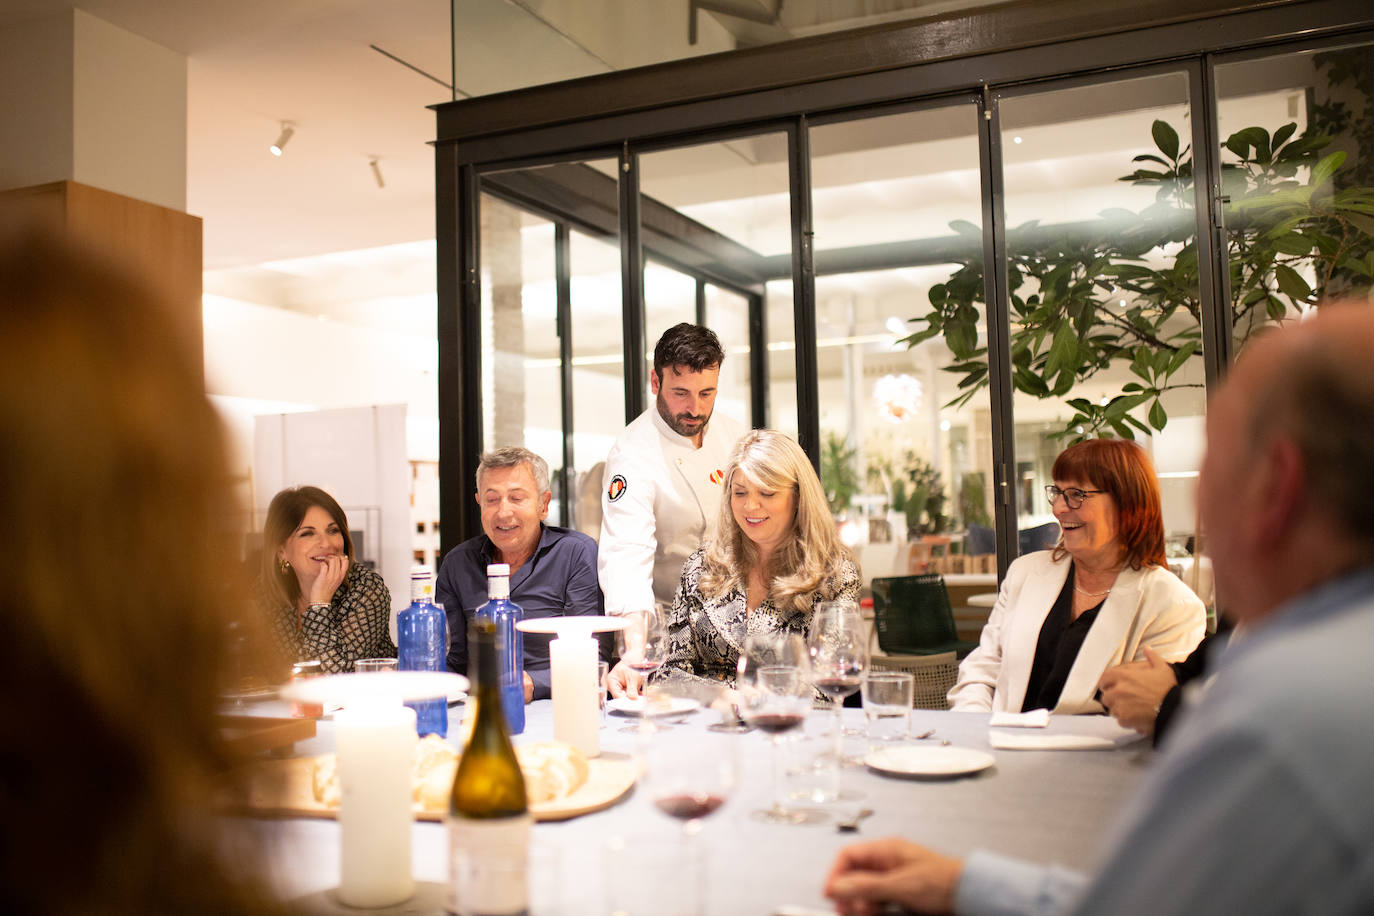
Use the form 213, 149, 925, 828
1217, 564, 1374, 672
651, 404, 707, 449
477, 523, 558, 566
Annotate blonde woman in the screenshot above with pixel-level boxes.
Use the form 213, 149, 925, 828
608, 430, 859, 696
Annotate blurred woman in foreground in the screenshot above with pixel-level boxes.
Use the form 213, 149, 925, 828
947, 438, 1205, 714
608, 429, 859, 696
0, 233, 283, 913
256, 485, 394, 675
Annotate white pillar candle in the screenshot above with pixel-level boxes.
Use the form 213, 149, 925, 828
549, 634, 599, 757
334, 703, 418, 908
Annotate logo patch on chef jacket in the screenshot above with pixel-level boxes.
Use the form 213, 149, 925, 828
709, 468, 725, 485
607, 475, 627, 501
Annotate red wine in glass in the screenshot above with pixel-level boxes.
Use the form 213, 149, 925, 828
748, 712, 806, 734
813, 675, 862, 701
654, 792, 726, 820
627, 660, 662, 677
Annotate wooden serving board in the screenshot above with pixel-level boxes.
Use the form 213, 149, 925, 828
219, 715, 316, 757
223, 751, 636, 823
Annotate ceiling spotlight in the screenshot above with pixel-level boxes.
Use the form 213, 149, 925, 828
370, 158, 385, 189
270, 123, 295, 157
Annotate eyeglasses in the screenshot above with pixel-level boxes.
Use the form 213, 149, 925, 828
1044, 485, 1106, 509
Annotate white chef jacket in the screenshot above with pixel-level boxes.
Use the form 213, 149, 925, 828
597, 406, 747, 614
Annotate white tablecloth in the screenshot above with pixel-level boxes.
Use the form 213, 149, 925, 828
228, 700, 1151, 914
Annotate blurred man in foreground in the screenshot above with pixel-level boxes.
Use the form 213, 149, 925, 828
825, 307, 1374, 915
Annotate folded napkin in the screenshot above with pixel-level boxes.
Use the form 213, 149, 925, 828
988, 717, 1146, 750
989, 730, 1115, 750
989, 709, 1050, 728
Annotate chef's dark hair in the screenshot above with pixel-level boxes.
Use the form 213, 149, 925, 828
653, 323, 725, 379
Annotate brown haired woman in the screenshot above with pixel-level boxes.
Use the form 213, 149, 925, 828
256, 485, 395, 674
948, 438, 1205, 714
0, 233, 287, 913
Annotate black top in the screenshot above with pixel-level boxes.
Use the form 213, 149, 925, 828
1154, 619, 1234, 746
1021, 565, 1104, 712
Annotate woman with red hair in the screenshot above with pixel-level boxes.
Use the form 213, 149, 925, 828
948, 438, 1205, 714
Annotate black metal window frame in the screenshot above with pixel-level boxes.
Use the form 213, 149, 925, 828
434, 1, 1374, 563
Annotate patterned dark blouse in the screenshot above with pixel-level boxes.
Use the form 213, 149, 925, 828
664, 546, 861, 689
255, 561, 396, 675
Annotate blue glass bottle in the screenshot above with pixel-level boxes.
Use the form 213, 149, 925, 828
397, 565, 449, 737
475, 563, 525, 735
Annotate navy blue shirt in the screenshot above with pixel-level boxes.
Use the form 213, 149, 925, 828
435, 524, 607, 701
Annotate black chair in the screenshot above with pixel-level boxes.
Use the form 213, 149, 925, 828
1019, 521, 1060, 554
965, 524, 996, 557
871, 574, 979, 659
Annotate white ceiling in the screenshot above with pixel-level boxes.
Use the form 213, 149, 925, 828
1, 0, 959, 272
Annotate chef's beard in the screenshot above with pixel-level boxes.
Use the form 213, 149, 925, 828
656, 394, 711, 438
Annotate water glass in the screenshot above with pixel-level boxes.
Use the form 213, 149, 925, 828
603, 833, 702, 916
355, 658, 399, 673
862, 672, 913, 744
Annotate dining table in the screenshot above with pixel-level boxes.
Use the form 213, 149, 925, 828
224, 696, 1154, 915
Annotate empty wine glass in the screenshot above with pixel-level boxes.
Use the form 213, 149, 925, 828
808, 600, 868, 775
737, 632, 822, 824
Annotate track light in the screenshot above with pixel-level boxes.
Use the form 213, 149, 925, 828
270, 123, 295, 157
369, 158, 385, 189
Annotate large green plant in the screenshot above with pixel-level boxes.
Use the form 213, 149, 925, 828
902, 116, 1374, 441
821, 431, 860, 516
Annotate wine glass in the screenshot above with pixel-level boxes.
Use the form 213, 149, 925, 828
641, 727, 737, 834
808, 600, 868, 773
617, 606, 672, 732
737, 632, 823, 824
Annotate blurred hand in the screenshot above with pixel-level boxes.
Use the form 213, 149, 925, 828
604, 660, 647, 700
523, 671, 534, 704
1098, 646, 1177, 735
303, 554, 349, 606
824, 836, 963, 916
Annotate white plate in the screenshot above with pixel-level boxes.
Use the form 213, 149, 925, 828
864, 745, 996, 778
606, 696, 701, 717
280, 670, 469, 706
515, 615, 628, 635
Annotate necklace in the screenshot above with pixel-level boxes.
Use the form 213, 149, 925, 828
1074, 585, 1112, 598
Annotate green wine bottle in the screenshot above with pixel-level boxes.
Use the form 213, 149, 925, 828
446, 618, 530, 916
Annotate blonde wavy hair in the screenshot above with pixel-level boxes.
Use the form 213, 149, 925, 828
699, 430, 852, 614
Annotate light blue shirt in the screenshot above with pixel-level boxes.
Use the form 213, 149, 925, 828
955, 566, 1374, 916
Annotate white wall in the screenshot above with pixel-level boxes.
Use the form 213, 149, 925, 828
255, 405, 411, 625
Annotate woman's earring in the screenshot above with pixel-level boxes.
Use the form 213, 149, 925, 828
279, 557, 290, 574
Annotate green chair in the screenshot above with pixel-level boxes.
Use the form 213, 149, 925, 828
871, 573, 979, 659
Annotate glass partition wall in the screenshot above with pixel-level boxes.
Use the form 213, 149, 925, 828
437, 6, 1374, 595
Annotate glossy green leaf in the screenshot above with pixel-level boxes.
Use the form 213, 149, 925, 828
1274, 264, 1313, 302
1152, 120, 1180, 161
1148, 399, 1168, 431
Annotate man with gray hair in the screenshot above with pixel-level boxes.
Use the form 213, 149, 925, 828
436, 446, 607, 702
825, 306, 1374, 915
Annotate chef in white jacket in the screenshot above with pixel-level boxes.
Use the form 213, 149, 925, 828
598, 323, 747, 620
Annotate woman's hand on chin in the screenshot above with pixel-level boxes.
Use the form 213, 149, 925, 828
305, 553, 349, 605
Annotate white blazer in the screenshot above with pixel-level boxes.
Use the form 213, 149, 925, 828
947, 550, 1206, 714
597, 407, 746, 614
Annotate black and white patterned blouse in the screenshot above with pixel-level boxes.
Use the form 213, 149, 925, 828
255, 562, 396, 674
663, 546, 861, 689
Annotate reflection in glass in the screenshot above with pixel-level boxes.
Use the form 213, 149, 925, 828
808, 104, 987, 586
998, 72, 1207, 558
